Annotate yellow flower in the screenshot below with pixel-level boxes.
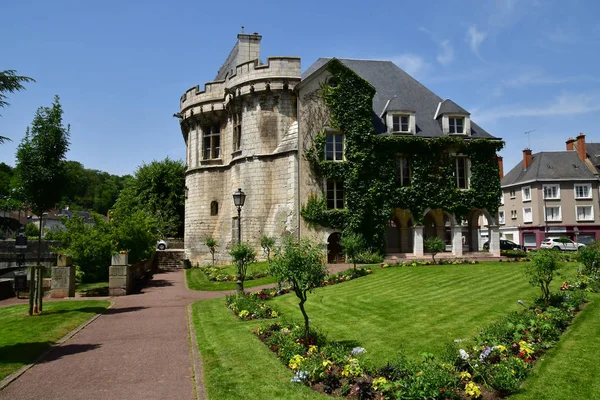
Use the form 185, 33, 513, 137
465, 381, 482, 398
322, 360, 332, 368
270, 311, 278, 318
460, 371, 472, 380
289, 354, 305, 370
308, 345, 318, 355
416, 371, 423, 376
372, 377, 387, 390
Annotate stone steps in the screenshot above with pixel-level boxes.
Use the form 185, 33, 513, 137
156, 250, 185, 270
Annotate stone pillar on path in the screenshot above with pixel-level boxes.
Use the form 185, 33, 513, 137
51, 255, 76, 298
109, 253, 131, 296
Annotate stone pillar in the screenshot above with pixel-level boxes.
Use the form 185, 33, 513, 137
109, 253, 130, 296
413, 226, 424, 257
471, 228, 480, 252
51, 255, 75, 298
451, 225, 463, 257
488, 225, 501, 257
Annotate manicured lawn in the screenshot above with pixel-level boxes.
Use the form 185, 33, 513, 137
186, 261, 278, 291
270, 261, 556, 364
76, 281, 108, 296
191, 299, 326, 399
511, 293, 600, 400
0, 300, 110, 380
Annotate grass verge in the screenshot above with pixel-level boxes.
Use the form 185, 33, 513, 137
186, 263, 278, 291
0, 300, 110, 380
76, 282, 109, 296
510, 293, 600, 400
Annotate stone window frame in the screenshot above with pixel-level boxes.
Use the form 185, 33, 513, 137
395, 156, 412, 187
452, 155, 470, 189
574, 183, 592, 200
523, 207, 533, 223
210, 201, 219, 216
544, 205, 562, 222
543, 184, 560, 200
232, 113, 242, 152
511, 209, 517, 219
522, 186, 531, 202
448, 116, 465, 134
509, 189, 516, 199
203, 124, 221, 160
386, 111, 415, 134
325, 180, 344, 210
325, 131, 344, 161
576, 205, 594, 221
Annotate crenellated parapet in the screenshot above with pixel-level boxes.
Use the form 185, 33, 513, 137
179, 56, 301, 119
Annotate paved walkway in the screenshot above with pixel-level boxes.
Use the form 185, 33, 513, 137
0, 270, 226, 400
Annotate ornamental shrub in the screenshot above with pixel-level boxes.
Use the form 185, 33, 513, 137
425, 236, 445, 263
526, 249, 563, 302
229, 241, 257, 294
204, 235, 217, 267
577, 241, 600, 275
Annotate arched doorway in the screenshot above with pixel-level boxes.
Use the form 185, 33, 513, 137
327, 232, 344, 263
385, 218, 401, 253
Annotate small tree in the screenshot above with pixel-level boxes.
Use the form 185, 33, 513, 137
205, 235, 218, 267
260, 234, 275, 263
340, 232, 364, 274
230, 242, 256, 294
24, 222, 39, 238
16, 95, 70, 315
526, 249, 563, 302
269, 238, 327, 346
425, 236, 445, 263
578, 241, 600, 275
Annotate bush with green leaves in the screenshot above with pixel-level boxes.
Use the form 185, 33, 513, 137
340, 232, 364, 273
352, 251, 384, 264
204, 235, 217, 266
577, 241, 600, 275
425, 236, 445, 263
229, 241, 257, 294
269, 238, 328, 345
526, 249, 564, 302
260, 234, 275, 263
111, 210, 158, 264
225, 294, 279, 320
24, 222, 39, 237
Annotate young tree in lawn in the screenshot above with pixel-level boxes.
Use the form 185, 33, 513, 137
0, 70, 35, 143
229, 242, 256, 294
340, 232, 364, 274
16, 95, 70, 315
269, 238, 327, 346
425, 236, 445, 263
205, 235, 218, 267
526, 249, 563, 302
260, 234, 275, 263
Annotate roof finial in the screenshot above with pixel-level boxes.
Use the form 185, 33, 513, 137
241, 25, 244, 33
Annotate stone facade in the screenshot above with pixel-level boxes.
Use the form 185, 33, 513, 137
179, 33, 301, 264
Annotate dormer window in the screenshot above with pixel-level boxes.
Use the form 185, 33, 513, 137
386, 111, 415, 134
449, 117, 464, 134
393, 115, 409, 133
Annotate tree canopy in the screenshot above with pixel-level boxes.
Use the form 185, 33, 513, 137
111, 157, 185, 237
0, 69, 35, 143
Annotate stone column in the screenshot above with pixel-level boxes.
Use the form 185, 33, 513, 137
488, 225, 501, 257
451, 225, 463, 257
471, 228, 480, 252
413, 226, 424, 257
51, 255, 76, 298
109, 253, 130, 296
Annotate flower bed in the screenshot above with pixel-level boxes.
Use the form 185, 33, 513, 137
381, 259, 477, 268
225, 294, 279, 320
255, 290, 588, 399
200, 266, 269, 282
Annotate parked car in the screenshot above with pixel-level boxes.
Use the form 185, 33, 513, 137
482, 239, 525, 251
156, 239, 170, 251
540, 237, 585, 251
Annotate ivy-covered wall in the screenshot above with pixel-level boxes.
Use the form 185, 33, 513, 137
301, 59, 504, 252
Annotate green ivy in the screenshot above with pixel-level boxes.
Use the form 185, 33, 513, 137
301, 58, 504, 252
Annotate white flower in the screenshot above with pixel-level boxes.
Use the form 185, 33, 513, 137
459, 349, 469, 360
351, 347, 366, 355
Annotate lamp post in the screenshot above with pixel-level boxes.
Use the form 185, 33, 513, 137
232, 188, 246, 244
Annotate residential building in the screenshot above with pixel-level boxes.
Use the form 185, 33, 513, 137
178, 33, 503, 265
499, 134, 600, 249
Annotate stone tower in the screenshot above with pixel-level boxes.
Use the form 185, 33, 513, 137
178, 33, 301, 265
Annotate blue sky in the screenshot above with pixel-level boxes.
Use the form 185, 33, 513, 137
1, 0, 599, 176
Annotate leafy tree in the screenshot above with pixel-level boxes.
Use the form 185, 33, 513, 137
340, 232, 364, 274
260, 234, 275, 263
229, 242, 257, 294
269, 238, 327, 346
526, 249, 563, 302
24, 222, 39, 237
0, 70, 35, 143
205, 235, 218, 267
577, 241, 600, 275
0, 162, 14, 195
111, 158, 185, 237
425, 236, 445, 263
16, 95, 70, 315
111, 210, 159, 265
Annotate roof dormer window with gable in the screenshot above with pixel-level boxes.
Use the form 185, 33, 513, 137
386, 111, 415, 134
434, 99, 471, 136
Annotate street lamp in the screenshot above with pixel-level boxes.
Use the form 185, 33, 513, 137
232, 188, 246, 244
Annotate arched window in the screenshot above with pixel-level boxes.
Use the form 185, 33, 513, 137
210, 201, 218, 216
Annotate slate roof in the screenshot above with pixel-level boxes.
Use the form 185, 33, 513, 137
436, 99, 470, 116
501, 151, 597, 187
586, 143, 600, 170
301, 58, 496, 139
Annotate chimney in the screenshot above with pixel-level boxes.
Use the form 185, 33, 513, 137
575, 133, 586, 161
497, 156, 504, 179
566, 138, 575, 151
523, 149, 532, 170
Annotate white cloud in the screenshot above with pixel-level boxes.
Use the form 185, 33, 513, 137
474, 93, 600, 123
391, 54, 431, 78
546, 28, 578, 45
466, 25, 486, 56
436, 40, 454, 66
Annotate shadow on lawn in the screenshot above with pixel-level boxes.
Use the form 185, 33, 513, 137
0, 342, 101, 365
